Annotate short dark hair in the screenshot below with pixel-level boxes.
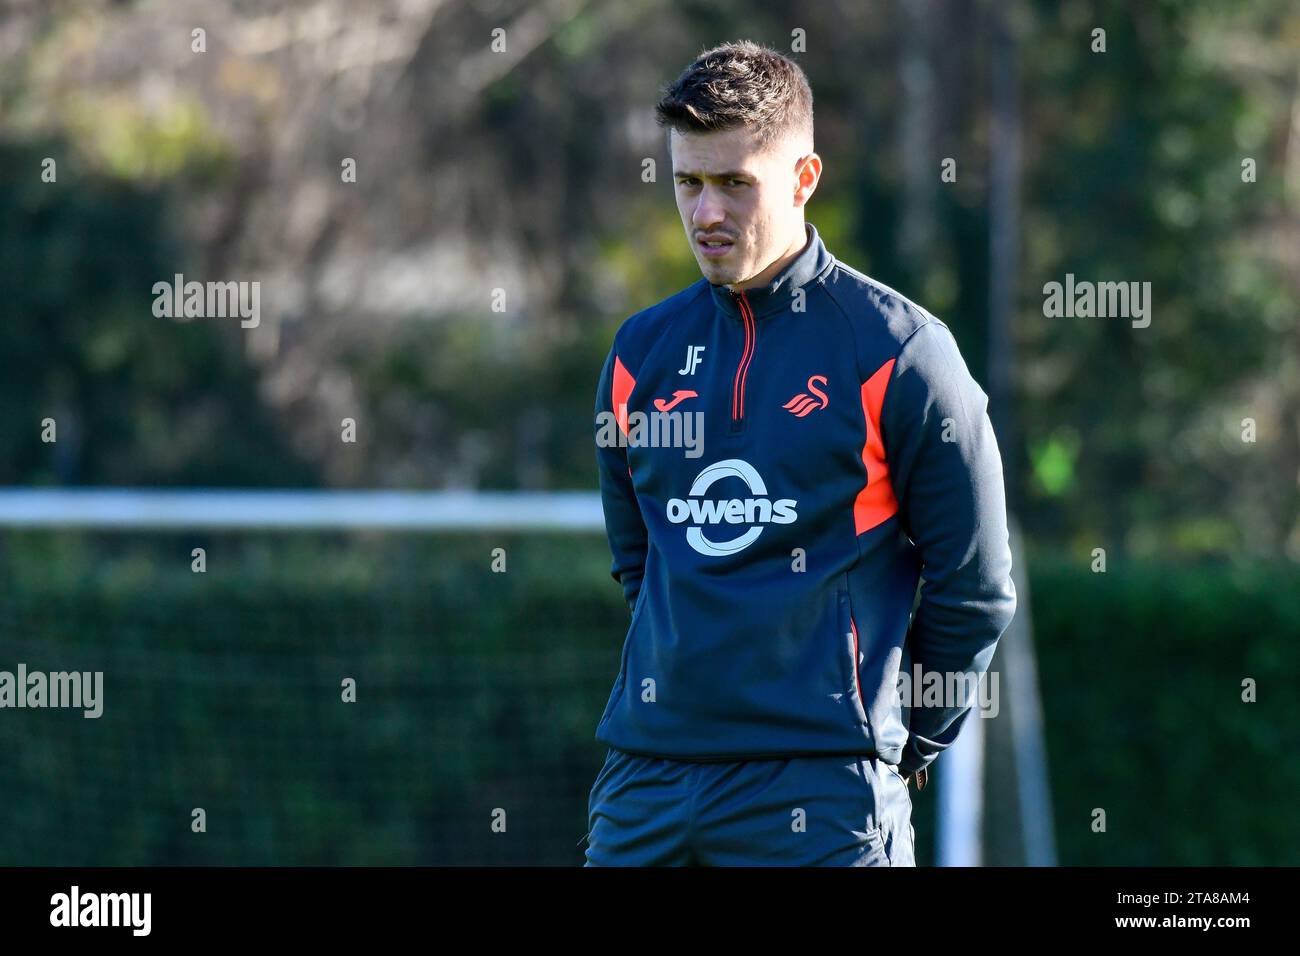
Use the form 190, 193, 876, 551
654, 40, 814, 155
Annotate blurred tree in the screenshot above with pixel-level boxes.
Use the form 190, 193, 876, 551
0, 0, 1294, 556
0, 141, 317, 487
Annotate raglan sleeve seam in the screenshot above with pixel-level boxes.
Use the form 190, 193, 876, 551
877, 319, 940, 468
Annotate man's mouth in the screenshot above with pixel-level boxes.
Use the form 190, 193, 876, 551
698, 237, 734, 258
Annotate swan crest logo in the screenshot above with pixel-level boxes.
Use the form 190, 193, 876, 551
784, 375, 829, 417
666, 459, 797, 556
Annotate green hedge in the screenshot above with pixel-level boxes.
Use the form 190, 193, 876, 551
1027, 555, 1299, 865
0, 532, 1293, 865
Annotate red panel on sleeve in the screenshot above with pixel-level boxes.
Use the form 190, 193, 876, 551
612, 355, 635, 437
854, 358, 899, 535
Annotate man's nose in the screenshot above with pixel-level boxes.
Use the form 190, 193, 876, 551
691, 188, 726, 229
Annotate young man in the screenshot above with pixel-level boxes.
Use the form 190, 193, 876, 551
585, 40, 1016, 866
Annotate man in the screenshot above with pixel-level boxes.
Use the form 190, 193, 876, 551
584, 40, 1016, 866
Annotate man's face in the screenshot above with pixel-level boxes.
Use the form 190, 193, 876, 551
670, 126, 819, 289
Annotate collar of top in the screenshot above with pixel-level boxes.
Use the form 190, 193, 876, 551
708, 220, 834, 321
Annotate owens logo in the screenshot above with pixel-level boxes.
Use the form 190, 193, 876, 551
666, 459, 797, 556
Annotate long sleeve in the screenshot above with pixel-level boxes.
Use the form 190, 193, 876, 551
879, 320, 1018, 775
595, 343, 649, 611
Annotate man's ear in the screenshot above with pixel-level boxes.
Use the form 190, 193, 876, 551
794, 152, 821, 205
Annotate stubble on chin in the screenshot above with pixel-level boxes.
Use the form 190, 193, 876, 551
699, 256, 741, 285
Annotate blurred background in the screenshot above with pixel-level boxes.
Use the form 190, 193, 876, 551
0, 0, 1297, 865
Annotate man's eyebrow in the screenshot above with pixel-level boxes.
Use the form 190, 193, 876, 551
672, 169, 756, 180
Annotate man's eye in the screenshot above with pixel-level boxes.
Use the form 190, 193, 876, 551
676, 178, 744, 187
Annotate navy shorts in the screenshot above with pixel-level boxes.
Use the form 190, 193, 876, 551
583, 748, 915, 866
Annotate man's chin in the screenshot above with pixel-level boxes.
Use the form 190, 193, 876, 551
699, 262, 740, 286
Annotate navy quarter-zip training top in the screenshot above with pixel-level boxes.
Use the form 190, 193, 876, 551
592, 220, 1017, 775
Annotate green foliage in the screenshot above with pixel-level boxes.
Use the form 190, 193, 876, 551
0, 141, 317, 487
61, 92, 233, 184
1017, 0, 1298, 556
1028, 551, 1300, 865
0, 533, 1292, 865
3, 2, 1298, 556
